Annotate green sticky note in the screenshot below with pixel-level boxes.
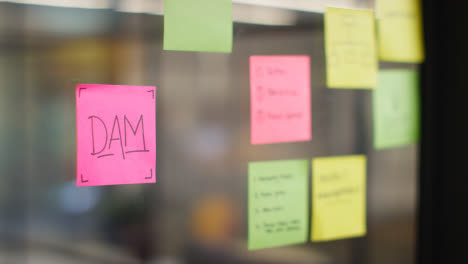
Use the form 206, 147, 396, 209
163, 0, 233, 53
325, 7, 378, 89
248, 159, 308, 250
373, 69, 420, 149
311, 155, 367, 241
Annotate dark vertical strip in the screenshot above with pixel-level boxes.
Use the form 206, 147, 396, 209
419, 0, 468, 263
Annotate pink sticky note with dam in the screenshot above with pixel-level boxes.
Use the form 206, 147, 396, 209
250, 56, 311, 145
76, 84, 156, 186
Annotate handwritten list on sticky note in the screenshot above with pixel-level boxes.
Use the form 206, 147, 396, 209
250, 56, 311, 145
248, 160, 308, 250
311, 155, 366, 241
373, 70, 420, 149
377, 0, 424, 63
325, 7, 377, 89
76, 84, 156, 186
163, 0, 232, 53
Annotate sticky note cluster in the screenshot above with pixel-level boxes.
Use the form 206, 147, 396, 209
248, 156, 367, 250
325, 7, 377, 89
377, 0, 425, 63
248, 159, 309, 250
250, 56, 311, 145
76, 84, 156, 186
373, 69, 420, 149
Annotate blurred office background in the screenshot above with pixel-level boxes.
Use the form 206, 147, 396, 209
0, 0, 419, 263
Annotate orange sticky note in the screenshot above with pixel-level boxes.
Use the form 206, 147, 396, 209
250, 56, 311, 145
76, 84, 156, 186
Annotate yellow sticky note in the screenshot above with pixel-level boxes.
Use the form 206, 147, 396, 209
325, 7, 377, 89
377, 0, 425, 63
311, 155, 366, 241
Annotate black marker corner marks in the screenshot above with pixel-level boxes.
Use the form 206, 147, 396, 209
147, 90, 155, 99
78, 87, 87, 98
145, 168, 153, 179
81, 174, 89, 183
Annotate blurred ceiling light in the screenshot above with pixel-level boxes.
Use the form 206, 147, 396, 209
0, 0, 370, 13
234, 0, 373, 13
0, 0, 372, 23
233, 0, 324, 13
233, 4, 297, 26
0, 0, 110, 9
117, 0, 163, 15
115, 0, 297, 26
326, 0, 372, 10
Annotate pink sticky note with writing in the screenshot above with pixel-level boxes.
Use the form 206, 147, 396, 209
76, 84, 156, 186
250, 56, 311, 145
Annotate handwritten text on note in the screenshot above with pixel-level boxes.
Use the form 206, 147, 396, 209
325, 7, 377, 89
377, 0, 425, 63
248, 159, 309, 250
250, 56, 311, 145
76, 84, 156, 186
311, 155, 366, 241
